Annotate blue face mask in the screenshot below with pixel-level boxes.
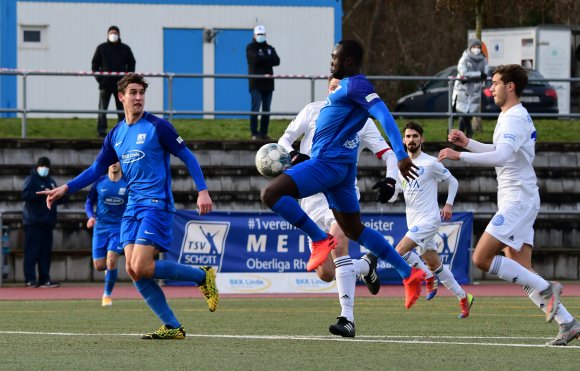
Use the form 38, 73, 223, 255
37, 167, 49, 177
255, 35, 266, 43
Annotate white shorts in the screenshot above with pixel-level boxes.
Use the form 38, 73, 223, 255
405, 222, 439, 256
301, 193, 336, 251
485, 188, 539, 251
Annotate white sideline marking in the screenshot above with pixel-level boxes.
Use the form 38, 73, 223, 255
1, 331, 579, 349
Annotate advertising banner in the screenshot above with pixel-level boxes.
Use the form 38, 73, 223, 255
166, 211, 472, 293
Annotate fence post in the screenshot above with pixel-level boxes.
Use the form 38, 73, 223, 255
310, 77, 316, 103
21, 73, 28, 138
168, 74, 174, 122
447, 79, 454, 133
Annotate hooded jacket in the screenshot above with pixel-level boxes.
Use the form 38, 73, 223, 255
22, 169, 59, 226
452, 39, 489, 114
91, 38, 136, 90
246, 39, 280, 91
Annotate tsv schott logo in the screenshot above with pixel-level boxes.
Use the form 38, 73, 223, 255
104, 197, 125, 206
121, 150, 145, 163
435, 221, 463, 266
343, 134, 360, 149
492, 214, 505, 226
178, 220, 230, 269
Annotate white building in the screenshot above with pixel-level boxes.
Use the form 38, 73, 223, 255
0, 0, 342, 118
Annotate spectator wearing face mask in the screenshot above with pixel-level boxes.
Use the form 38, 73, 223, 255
452, 38, 489, 138
21, 157, 61, 288
91, 25, 136, 137
246, 25, 281, 140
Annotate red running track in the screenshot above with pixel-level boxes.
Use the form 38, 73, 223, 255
1, 282, 580, 301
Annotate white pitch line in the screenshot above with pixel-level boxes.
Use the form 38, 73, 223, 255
1, 331, 579, 349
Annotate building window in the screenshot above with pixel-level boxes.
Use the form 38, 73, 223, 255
21, 26, 47, 48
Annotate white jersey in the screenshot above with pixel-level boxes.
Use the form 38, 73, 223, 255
400, 152, 452, 227
493, 104, 538, 193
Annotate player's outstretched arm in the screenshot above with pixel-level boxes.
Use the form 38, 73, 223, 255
37, 184, 68, 210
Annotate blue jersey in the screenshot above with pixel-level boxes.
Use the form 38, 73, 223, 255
85, 175, 128, 228
311, 75, 382, 163
96, 112, 186, 212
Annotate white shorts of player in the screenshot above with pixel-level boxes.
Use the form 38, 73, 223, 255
485, 187, 540, 251
301, 193, 336, 252
406, 222, 439, 256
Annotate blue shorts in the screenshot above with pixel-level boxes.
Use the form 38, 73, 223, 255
121, 206, 173, 252
284, 158, 360, 213
92, 226, 124, 260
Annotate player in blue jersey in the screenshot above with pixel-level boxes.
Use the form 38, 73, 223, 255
38, 73, 218, 340
261, 40, 425, 334
85, 162, 128, 307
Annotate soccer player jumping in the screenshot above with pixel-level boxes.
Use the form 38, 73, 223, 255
261, 40, 425, 315
439, 64, 580, 346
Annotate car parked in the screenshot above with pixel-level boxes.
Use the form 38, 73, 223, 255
394, 66, 558, 115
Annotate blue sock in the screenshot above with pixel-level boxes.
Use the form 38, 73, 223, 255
134, 278, 181, 329
271, 196, 327, 241
357, 227, 411, 279
154, 260, 205, 284
104, 268, 117, 296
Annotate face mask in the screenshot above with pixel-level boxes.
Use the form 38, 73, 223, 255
108, 33, 119, 43
37, 167, 49, 177
255, 35, 266, 43
471, 47, 481, 56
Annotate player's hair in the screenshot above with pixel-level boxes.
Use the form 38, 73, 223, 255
117, 73, 149, 93
492, 65, 528, 97
404, 121, 424, 135
338, 39, 364, 66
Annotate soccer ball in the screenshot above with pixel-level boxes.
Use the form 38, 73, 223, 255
255, 143, 291, 178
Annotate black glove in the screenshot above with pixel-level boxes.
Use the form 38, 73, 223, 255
372, 177, 396, 203
289, 150, 310, 166
481, 72, 487, 81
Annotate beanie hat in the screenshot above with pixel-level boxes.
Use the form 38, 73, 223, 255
37, 157, 51, 167
468, 38, 482, 48
108, 25, 120, 34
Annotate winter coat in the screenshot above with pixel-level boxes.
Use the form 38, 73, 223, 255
22, 169, 58, 227
91, 40, 136, 90
452, 49, 489, 113
246, 40, 280, 91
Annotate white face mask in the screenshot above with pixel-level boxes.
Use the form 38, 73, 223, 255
255, 35, 266, 43
108, 33, 119, 43
471, 47, 481, 56
37, 167, 49, 177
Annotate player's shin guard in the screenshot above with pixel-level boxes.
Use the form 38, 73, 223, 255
358, 227, 411, 278
153, 260, 205, 284
334, 256, 355, 323
104, 268, 117, 297
402, 251, 433, 279
271, 196, 327, 241
134, 278, 181, 329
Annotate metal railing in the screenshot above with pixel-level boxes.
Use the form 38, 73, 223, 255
2, 69, 580, 138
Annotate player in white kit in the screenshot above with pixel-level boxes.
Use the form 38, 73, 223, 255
394, 122, 473, 318
439, 64, 579, 345
278, 78, 400, 337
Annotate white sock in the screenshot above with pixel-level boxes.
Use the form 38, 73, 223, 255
434, 264, 466, 300
334, 255, 355, 323
352, 258, 369, 276
489, 256, 550, 292
524, 285, 574, 325
402, 251, 433, 279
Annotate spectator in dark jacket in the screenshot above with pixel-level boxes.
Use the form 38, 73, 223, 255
22, 157, 60, 288
91, 25, 136, 137
246, 25, 280, 140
